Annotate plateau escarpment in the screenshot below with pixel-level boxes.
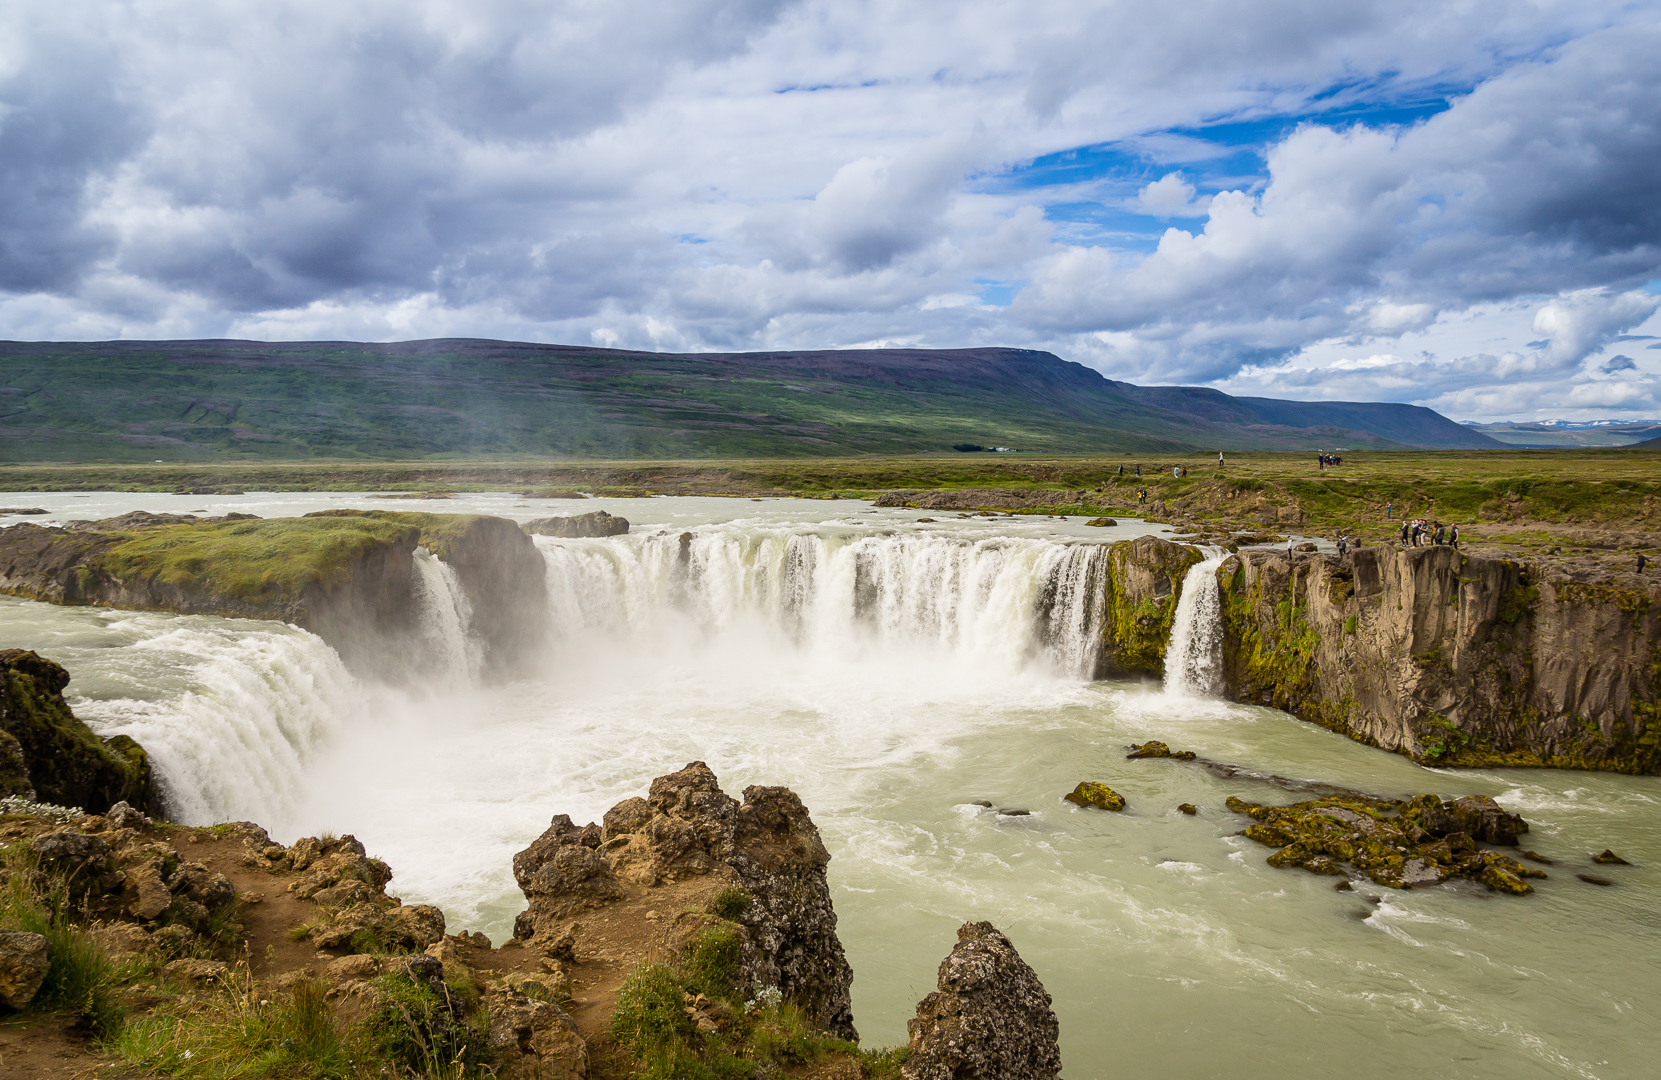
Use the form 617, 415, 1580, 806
0, 510, 549, 677
1100, 536, 1661, 773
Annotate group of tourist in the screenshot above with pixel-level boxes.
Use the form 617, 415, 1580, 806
1401, 518, 1458, 548
1317, 452, 1344, 468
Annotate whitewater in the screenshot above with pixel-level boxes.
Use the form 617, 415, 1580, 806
2, 491, 1657, 1080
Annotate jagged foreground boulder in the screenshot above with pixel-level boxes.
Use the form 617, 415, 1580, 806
511, 760, 857, 1040
903, 921, 1061, 1080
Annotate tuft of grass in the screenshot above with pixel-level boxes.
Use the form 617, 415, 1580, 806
363, 967, 492, 1077
610, 921, 903, 1080
710, 885, 751, 921
0, 841, 135, 1036
115, 972, 359, 1079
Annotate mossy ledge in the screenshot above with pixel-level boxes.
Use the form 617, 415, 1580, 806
1095, 535, 1203, 678
0, 649, 158, 816
1214, 544, 1661, 774
0, 510, 549, 677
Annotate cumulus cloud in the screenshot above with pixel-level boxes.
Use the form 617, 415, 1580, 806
1, 0, 1659, 421
1531, 290, 1660, 363
1137, 173, 1207, 217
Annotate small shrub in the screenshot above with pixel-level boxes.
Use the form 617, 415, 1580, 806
711, 885, 752, 921
684, 926, 743, 998
365, 967, 492, 1076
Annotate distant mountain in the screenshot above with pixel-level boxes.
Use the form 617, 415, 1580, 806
0, 339, 1503, 461
1461, 420, 1661, 448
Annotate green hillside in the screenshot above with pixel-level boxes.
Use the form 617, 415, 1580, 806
0, 339, 1500, 461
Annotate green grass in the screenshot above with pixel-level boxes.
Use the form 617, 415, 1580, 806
0, 842, 137, 1036
609, 918, 905, 1080
83, 511, 500, 605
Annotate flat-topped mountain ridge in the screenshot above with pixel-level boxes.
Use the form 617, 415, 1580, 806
0, 338, 1500, 460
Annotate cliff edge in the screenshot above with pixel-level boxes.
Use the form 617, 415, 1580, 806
0, 510, 550, 678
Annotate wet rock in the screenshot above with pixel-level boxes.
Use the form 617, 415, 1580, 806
1177, 804, 1198, 816
1062, 782, 1125, 811
1578, 874, 1614, 886
1591, 849, 1630, 865
1085, 517, 1118, 527
0, 930, 50, 1008
523, 511, 629, 538
513, 761, 856, 1041
968, 800, 992, 808
995, 808, 1030, 817
1520, 850, 1555, 865
902, 921, 1060, 1080
1126, 740, 1197, 761
1333, 880, 1353, 892
1229, 794, 1544, 894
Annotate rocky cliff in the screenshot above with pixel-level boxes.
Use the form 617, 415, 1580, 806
511, 760, 857, 1041
0, 510, 550, 678
0, 649, 158, 815
1095, 535, 1203, 679
1094, 535, 1661, 773
1218, 544, 1661, 773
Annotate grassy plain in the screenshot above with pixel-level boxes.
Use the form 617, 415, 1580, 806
3, 448, 1658, 555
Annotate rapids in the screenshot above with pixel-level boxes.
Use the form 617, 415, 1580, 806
2, 492, 1657, 1080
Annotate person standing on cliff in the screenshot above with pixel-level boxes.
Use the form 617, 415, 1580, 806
1218, 451, 1225, 468
1400, 520, 1410, 546
1386, 501, 1393, 519
1434, 523, 1446, 546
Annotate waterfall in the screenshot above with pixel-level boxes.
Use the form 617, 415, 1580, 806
413, 547, 480, 680
72, 622, 362, 831
1163, 548, 1228, 697
537, 528, 1114, 678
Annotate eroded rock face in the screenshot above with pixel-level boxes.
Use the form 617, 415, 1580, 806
524, 511, 629, 538
1216, 545, 1661, 773
903, 921, 1060, 1080
512, 761, 856, 1041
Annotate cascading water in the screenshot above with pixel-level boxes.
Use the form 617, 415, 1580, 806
413, 547, 480, 680
537, 527, 1114, 678
1163, 547, 1228, 697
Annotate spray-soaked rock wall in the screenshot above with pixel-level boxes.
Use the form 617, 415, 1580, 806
1216, 545, 1661, 774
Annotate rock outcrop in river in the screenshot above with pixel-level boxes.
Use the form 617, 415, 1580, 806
0, 510, 549, 678
903, 921, 1061, 1080
512, 760, 857, 1041
0, 649, 157, 815
1097, 536, 1661, 774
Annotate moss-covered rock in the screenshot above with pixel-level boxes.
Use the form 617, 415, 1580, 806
1125, 740, 1196, 760
0, 649, 159, 816
1097, 537, 1204, 678
1062, 782, 1125, 811
1226, 793, 1545, 894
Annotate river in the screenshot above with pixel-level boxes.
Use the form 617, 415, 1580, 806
1, 492, 1655, 1079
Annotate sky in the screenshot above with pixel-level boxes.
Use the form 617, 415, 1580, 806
3, 0, 1660, 422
